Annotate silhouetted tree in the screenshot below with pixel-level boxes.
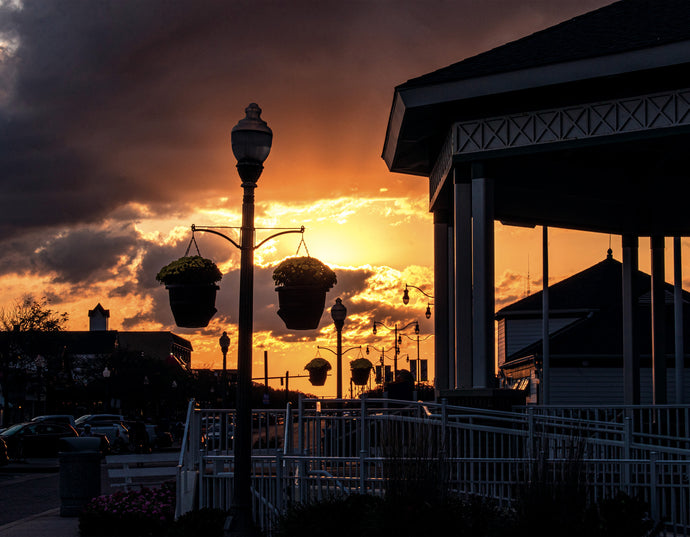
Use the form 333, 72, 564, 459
0, 295, 69, 332
0, 295, 69, 423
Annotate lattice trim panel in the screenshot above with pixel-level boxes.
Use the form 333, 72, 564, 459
455, 89, 690, 155
430, 89, 690, 200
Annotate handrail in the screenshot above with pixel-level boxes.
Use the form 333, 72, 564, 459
178, 398, 196, 468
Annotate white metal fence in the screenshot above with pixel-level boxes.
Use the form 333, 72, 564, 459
176, 398, 690, 535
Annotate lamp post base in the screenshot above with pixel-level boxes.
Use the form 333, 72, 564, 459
224, 508, 260, 537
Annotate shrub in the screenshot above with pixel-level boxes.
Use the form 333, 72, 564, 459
272, 256, 337, 289
155, 256, 222, 285
275, 493, 514, 537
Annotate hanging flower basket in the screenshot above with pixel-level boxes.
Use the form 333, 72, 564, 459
156, 256, 222, 328
305, 357, 332, 386
350, 358, 373, 386
273, 256, 337, 330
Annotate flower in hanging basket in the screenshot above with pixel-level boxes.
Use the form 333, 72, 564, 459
272, 256, 337, 289
305, 357, 332, 371
273, 256, 337, 330
156, 256, 222, 328
156, 256, 222, 285
350, 357, 373, 386
305, 357, 332, 386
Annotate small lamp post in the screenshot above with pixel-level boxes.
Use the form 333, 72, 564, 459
219, 331, 230, 407
103, 366, 111, 411
219, 331, 231, 454
330, 298, 347, 399
373, 320, 419, 377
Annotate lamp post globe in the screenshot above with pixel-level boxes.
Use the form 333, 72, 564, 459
331, 298, 347, 328
231, 103, 272, 182
219, 331, 230, 354
330, 298, 347, 399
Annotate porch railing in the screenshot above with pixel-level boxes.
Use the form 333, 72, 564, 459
177, 398, 690, 535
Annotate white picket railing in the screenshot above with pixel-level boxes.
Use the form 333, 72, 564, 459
176, 398, 690, 535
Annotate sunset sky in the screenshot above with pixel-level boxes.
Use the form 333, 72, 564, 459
4, 0, 683, 398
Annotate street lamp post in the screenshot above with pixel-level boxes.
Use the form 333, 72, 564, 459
330, 298, 347, 399
183, 105, 302, 534
230, 103, 272, 535
372, 320, 419, 377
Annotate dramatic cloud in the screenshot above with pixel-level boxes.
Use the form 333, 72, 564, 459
0, 0, 617, 387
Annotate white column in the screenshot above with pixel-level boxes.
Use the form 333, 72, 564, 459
433, 211, 450, 392
674, 236, 684, 404
542, 226, 550, 405
651, 235, 667, 405
622, 234, 640, 405
471, 163, 495, 388
447, 224, 456, 388
454, 170, 473, 388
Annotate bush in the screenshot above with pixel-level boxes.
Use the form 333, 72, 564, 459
275, 493, 514, 537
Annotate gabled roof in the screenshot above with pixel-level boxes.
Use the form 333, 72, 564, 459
400, 0, 690, 91
497, 250, 689, 318
383, 0, 690, 177
88, 303, 110, 318
499, 251, 690, 364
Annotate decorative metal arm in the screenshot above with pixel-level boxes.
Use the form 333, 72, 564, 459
401, 333, 433, 342
191, 224, 305, 251
372, 320, 419, 335
365, 345, 396, 358
317, 345, 361, 356
402, 284, 434, 319
402, 284, 434, 302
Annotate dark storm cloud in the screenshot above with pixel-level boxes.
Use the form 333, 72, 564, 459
34, 225, 138, 284
0, 0, 611, 292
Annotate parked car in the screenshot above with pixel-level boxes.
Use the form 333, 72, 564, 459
145, 424, 174, 450
202, 423, 234, 449
0, 437, 8, 466
0, 422, 79, 458
75, 413, 125, 426
31, 414, 76, 427
78, 421, 130, 454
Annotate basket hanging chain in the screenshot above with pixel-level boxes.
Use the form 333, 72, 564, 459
184, 231, 202, 257
295, 231, 310, 257
314, 348, 321, 359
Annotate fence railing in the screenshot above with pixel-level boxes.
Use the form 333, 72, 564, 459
177, 398, 690, 535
